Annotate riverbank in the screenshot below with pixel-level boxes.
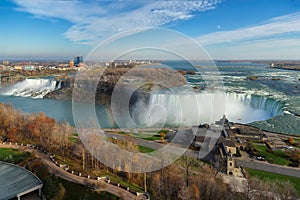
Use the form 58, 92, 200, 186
234, 123, 300, 138
270, 64, 300, 71
0, 101, 299, 199
0, 69, 76, 83
44, 66, 187, 104
1, 61, 299, 135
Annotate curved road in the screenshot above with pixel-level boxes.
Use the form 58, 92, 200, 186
0, 143, 141, 200
236, 159, 300, 178
105, 131, 300, 179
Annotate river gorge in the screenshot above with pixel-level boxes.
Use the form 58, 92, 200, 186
0, 61, 299, 135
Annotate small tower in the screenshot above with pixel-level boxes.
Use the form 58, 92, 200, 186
227, 154, 235, 175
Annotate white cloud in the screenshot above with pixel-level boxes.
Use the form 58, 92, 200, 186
205, 37, 300, 59
196, 12, 300, 45
12, 0, 222, 45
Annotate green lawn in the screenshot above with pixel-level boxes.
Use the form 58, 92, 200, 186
246, 168, 300, 195
0, 148, 31, 164
130, 133, 161, 141
138, 145, 155, 153
116, 131, 162, 141
69, 133, 79, 144
107, 174, 144, 192
253, 144, 289, 165
59, 178, 120, 200
117, 131, 128, 135
142, 135, 161, 141
69, 136, 78, 144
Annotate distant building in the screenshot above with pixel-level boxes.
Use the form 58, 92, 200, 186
2, 61, 9, 65
23, 65, 35, 71
36, 65, 44, 70
47, 65, 57, 70
77, 62, 84, 68
14, 66, 22, 70
110, 62, 118, 68
74, 56, 83, 66
69, 60, 74, 68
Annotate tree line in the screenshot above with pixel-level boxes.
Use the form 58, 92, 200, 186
0, 102, 298, 199
0, 102, 71, 156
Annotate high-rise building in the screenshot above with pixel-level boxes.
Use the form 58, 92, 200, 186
74, 56, 83, 66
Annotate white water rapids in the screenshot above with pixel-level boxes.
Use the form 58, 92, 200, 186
0, 79, 61, 98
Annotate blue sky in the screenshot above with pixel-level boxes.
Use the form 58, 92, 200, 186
1, 0, 300, 60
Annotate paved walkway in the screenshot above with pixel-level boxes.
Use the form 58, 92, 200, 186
0, 143, 142, 200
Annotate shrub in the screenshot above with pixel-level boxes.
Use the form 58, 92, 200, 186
288, 162, 299, 167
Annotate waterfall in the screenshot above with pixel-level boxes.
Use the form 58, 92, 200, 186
0, 78, 62, 98
55, 81, 62, 90
131, 92, 284, 127
224, 93, 284, 116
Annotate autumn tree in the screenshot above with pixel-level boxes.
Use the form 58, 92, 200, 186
288, 137, 295, 145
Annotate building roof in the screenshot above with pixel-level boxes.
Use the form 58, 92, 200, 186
223, 140, 236, 147
222, 128, 229, 138
0, 161, 43, 200
194, 135, 205, 142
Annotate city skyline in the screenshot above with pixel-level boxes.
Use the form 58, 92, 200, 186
1, 0, 300, 60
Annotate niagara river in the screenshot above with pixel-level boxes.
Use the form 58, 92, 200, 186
0, 61, 299, 135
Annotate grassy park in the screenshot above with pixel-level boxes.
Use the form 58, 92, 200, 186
138, 145, 155, 153
59, 178, 120, 200
127, 132, 161, 141
0, 148, 31, 164
252, 143, 290, 165
246, 168, 300, 194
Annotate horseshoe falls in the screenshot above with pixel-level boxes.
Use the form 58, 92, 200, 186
130, 92, 284, 127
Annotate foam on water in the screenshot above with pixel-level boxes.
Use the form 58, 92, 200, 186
0, 79, 61, 98
131, 92, 284, 127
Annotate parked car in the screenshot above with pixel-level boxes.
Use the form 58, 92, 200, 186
256, 156, 266, 161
